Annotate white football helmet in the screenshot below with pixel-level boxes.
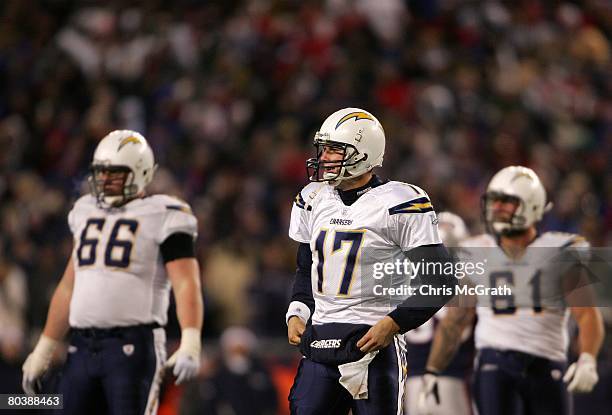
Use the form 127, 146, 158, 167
89, 130, 157, 207
307, 108, 385, 186
437, 211, 469, 246
482, 166, 552, 235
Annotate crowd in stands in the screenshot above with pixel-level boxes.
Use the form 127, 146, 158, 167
0, 1, 609, 413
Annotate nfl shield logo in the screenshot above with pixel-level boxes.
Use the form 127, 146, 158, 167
123, 344, 135, 356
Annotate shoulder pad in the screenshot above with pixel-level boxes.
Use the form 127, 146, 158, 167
146, 194, 193, 214
72, 194, 96, 210
67, 194, 96, 233
459, 234, 497, 248
535, 232, 589, 249
378, 181, 433, 215
294, 182, 327, 211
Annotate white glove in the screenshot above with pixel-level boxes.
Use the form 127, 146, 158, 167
563, 352, 598, 393
165, 328, 201, 385
416, 371, 440, 415
22, 335, 59, 395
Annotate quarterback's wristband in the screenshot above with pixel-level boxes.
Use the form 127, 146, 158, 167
286, 301, 311, 325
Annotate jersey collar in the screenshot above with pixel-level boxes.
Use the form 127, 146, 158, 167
336, 175, 387, 206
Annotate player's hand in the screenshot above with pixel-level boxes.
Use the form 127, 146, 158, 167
165, 328, 201, 385
287, 316, 306, 346
416, 371, 440, 415
22, 335, 58, 395
357, 316, 400, 353
563, 352, 598, 393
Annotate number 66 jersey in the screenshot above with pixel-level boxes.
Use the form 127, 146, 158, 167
289, 181, 441, 326
67, 194, 197, 328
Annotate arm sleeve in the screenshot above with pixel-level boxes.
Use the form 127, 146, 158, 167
67, 200, 82, 235
288, 190, 312, 243
560, 237, 595, 301
156, 204, 198, 243
569, 236, 591, 265
67, 209, 76, 235
390, 209, 442, 250
387, 244, 457, 334
160, 232, 196, 263
286, 242, 315, 324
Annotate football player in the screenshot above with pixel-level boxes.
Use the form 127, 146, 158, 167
285, 108, 456, 415
404, 212, 473, 415
22, 130, 204, 414
417, 166, 605, 415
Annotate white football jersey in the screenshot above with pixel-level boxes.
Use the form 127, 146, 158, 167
68, 194, 197, 328
460, 232, 589, 362
289, 180, 441, 326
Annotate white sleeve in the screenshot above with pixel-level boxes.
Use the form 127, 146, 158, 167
288, 191, 312, 244
569, 236, 591, 266
67, 197, 87, 236
156, 204, 198, 243
67, 207, 77, 235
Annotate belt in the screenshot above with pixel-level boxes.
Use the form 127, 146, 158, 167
480, 348, 557, 365
71, 322, 162, 339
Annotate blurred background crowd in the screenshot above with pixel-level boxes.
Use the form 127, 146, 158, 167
0, 0, 610, 414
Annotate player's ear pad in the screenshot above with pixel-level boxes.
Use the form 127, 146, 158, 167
299, 322, 372, 365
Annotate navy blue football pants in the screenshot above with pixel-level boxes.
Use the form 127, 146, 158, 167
473, 348, 571, 415
57, 324, 166, 415
289, 337, 406, 415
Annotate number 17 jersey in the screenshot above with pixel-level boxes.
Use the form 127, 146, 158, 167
289, 181, 441, 326
68, 194, 197, 328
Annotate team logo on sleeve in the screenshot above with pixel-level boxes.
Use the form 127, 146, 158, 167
335, 111, 374, 129
388, 197, 434, 215
294, 192, 312, 211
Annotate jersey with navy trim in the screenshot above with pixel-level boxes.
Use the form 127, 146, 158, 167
460, 232, 590, 362
68, 194, 197, 328
289, 181, 441, 326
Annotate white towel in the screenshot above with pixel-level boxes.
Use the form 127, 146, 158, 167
338, 351, 379, 399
